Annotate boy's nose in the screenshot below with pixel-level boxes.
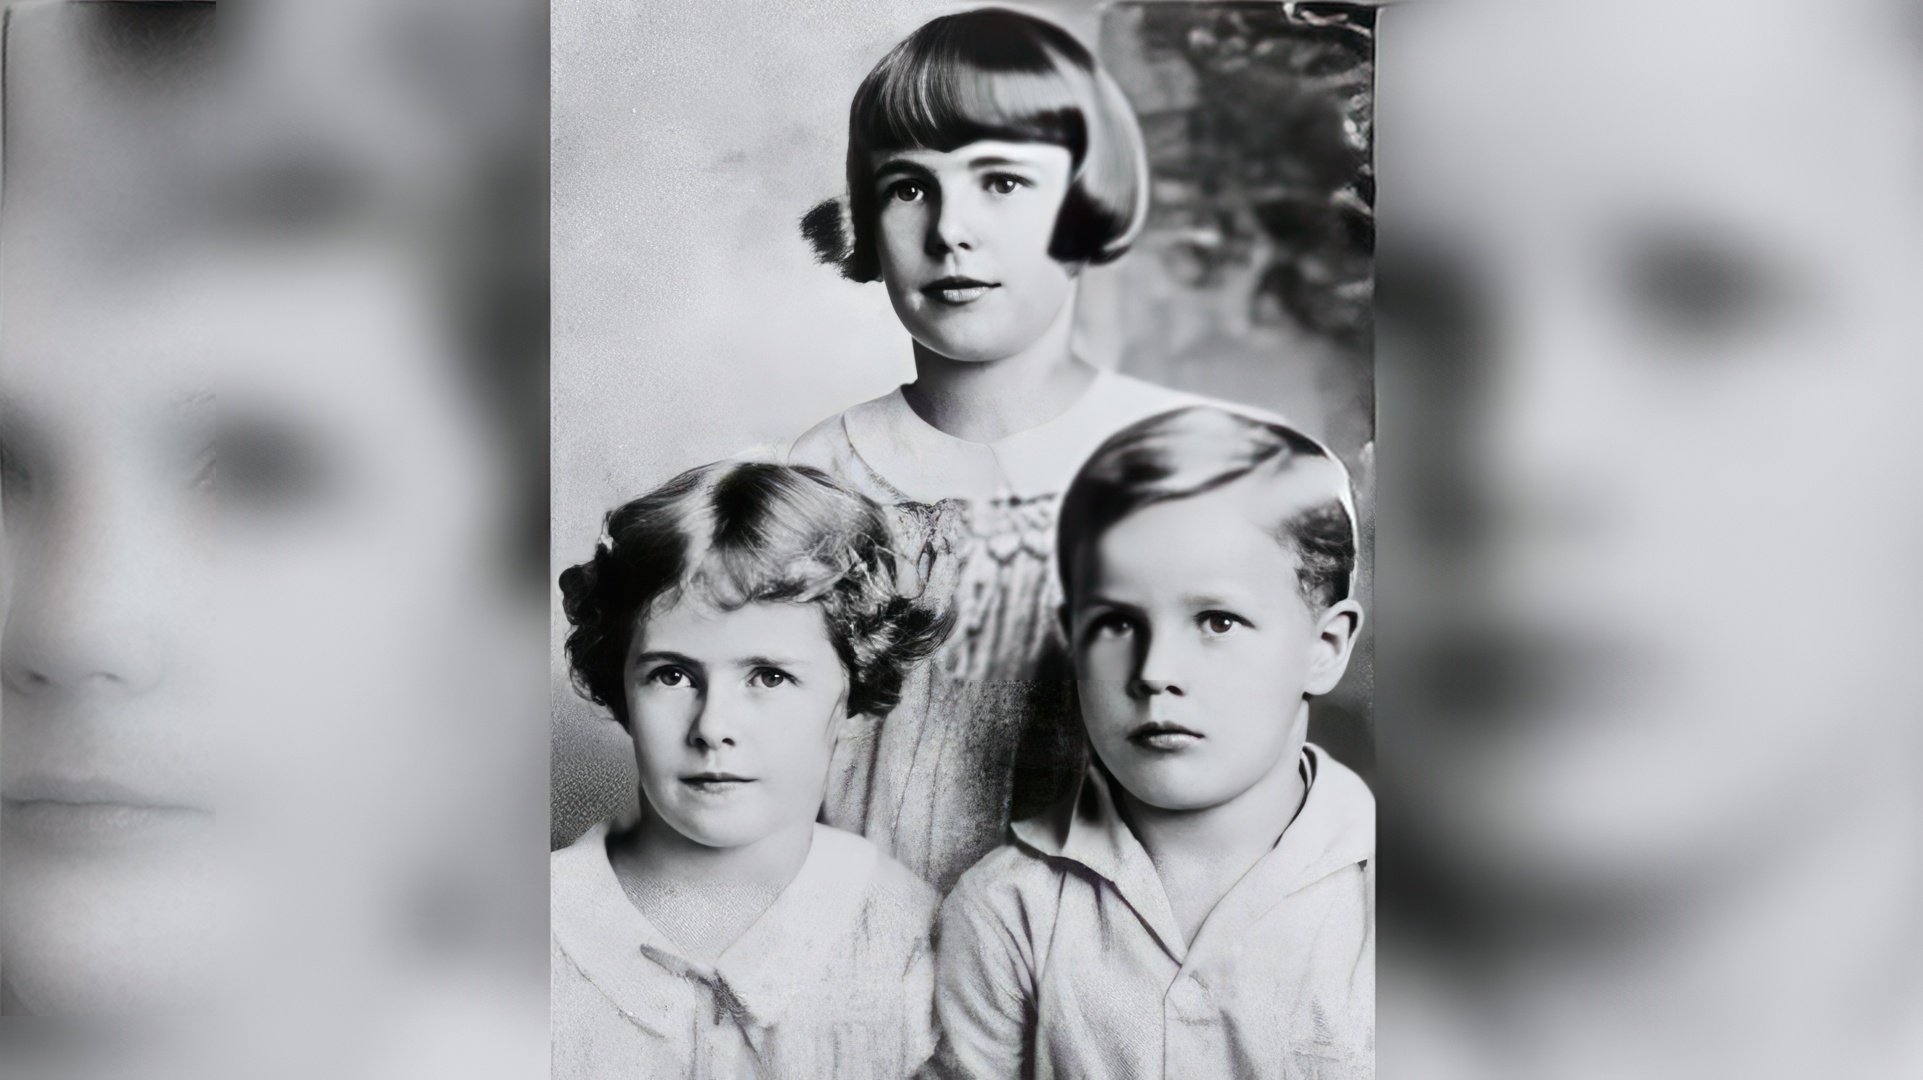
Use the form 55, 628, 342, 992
1130, 635, 1187, 698
1130, 675, 1185, 698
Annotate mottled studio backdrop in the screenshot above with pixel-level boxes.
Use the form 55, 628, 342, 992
552, 0, 1374, 846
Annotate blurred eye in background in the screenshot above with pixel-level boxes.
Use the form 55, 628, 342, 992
1617, 226, 1807, 350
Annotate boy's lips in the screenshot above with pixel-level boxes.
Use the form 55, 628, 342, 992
1127, 721, 1204, 751
921, 276, 999, 305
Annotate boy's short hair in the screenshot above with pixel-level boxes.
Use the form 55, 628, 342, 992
1058, 406, 1359, 610
559, 462, 951, 727
817, 6, 1149, 281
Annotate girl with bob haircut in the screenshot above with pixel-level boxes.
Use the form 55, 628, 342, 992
816, 4, 1149, 282
552, 461, 952, 1079
790, 6, 1266, 894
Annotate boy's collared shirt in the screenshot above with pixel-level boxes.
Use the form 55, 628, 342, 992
552, 820, 939, 1080
930, 743, 1375, 1080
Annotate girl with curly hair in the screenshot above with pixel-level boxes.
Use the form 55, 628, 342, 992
551, 461, 950, 1078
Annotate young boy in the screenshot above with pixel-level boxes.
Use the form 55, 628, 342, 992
551, 462, 952, 1079
930, 406, 1374, 1079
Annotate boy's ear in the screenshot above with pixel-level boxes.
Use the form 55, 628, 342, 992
1304, 598, 1363, 697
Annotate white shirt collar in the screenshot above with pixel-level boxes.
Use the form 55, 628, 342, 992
551, 821, 881, 1031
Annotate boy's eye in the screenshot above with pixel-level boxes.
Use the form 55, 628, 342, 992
984, 173, 1026, 195
1198, 611, 1249, 636
748, 668, 792, 689
887, 180, 925, 204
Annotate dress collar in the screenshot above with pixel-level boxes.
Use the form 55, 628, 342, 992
551, 821, 880, 1032
839, 369, 1220, 504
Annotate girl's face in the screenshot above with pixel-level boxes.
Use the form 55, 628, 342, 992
870, 139, 1077, 363
623, 598, 848, 850
1068, 482, 1360, 813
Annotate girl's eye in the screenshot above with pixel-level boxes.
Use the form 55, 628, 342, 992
1086, 613, 1134, 640
1199, 611, 1249, 636
985, 174, 1026, 195
749, 668, 792, 689
647, 667, 694, 688
888, 180, 925, 203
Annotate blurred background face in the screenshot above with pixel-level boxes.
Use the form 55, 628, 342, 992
624, 599, 848, 849
0, 0, 547, 1064
1378, 1, 1923, 895
1069, 484, 1325, 811
217, 237, 536, 998
0, 266, 220, 1015
871, 140, 1078, 362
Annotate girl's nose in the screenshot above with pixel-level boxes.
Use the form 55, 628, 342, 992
927, 192, 978, 255
686, 694, 743, 751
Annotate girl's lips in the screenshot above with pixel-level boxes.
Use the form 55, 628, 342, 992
680, 774, 755, 794
921, 278, 999, 305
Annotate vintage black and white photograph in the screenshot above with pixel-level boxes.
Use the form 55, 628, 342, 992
551, 3, 1375, 1076
10, 2, 1923, 1078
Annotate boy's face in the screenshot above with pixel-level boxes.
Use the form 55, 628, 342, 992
1068, 481, 1359, 813
623, 598, 848, 850
869, 139, 1077, 363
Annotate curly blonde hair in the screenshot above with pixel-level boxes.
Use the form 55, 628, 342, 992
559, 462, 950, 726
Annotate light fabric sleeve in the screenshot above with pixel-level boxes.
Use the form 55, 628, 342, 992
925, 853, 1044, 1080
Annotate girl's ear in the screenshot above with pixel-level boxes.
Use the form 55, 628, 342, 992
1304, 598, 1363, 697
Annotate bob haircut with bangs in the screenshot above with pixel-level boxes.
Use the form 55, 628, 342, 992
823, 6, 1150, 282
559, 461, 951, 729
1058, 406, 1361, 613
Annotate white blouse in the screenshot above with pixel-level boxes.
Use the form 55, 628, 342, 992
551, 822, 940, 1079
